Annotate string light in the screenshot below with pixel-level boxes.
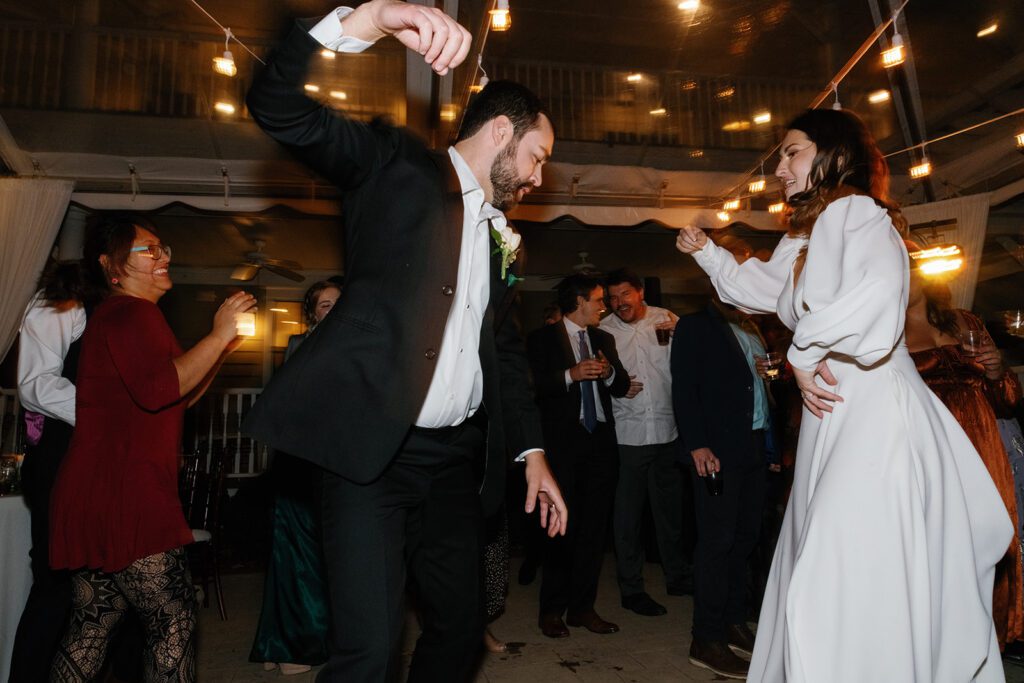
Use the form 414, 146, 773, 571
716, 211, 731, 222
489, 0, 511, 32
689, 149, 704, 158
440, 104, 458, 122
909, 157, 932, 179
627, 73, 643, 83
868, 89, 891, 104
753, 111, 771, 125
320, 49, 336, 60
723, 198, 741, 211
722, 120, 751, 132
830, 82, 842, 110
909, 245, 963, 275
213, 101, 236, 115
748, 178, 766, 193
212, 28, 236, 77
1015, 132, 1024, 150
715, 86, 735, 100
768, 202, 785, 214
304, 84, 320, 93
678, 0, 700, 10
976, 24, 998, 38
329, 90, 348, 100
650, 107, 667, 116
188, 0, 265, 66
469, 54, 490, 93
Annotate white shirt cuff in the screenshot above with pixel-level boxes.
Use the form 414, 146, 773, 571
514, 448, 543, 463
564, 369, 573, 389
309, 7, 375, 53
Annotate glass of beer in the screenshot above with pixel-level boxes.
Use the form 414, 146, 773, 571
755, 351, 782, 381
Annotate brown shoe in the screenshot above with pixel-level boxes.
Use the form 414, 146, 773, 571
727, 623, 756, 656
566, 609, 619, 634
689, 639, 749, 679
539, 613, 570, 638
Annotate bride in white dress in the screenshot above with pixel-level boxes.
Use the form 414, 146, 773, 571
676, 108, 1011, 682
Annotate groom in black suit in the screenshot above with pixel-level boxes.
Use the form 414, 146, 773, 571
527, 274, 630, 638
243, 2, 567, 681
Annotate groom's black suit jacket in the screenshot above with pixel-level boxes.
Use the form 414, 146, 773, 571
242, 20, 542, 514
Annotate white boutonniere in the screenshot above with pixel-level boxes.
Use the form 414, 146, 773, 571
490, 222, 523, 285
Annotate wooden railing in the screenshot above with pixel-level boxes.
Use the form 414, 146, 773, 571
186, 388, 269, 479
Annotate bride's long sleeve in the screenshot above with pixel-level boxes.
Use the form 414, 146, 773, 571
787, 195, 908, 372
691, 232, 805, 315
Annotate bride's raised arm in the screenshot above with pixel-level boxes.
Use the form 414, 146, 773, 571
676, 226, 805, 315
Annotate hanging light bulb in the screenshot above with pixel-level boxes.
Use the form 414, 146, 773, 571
214, 101, 236, 115
868, 89, 891, 104
976, 24, 998, 38
909, 156, 932, 179
768, 202, 785, 214
716, 210, 732, 222
1015, 132, 1024, 151
212, 28, 237, 77
752, 111, 771, 125
723, 198, 741, 211
909, 244, 963, 275
470, 54, 490, 93
748, 177, 766, 194
489, 0, 511, 32
882, 33, 905, 68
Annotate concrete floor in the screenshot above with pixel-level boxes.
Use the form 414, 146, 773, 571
196, 555, 1024, 682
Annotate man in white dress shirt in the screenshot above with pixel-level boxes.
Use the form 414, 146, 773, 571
599, 269, 692, 617
243, 3, 567, 681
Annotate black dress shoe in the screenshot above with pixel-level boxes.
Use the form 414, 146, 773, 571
538, 614, 569, 639
689, 639, 749, 679
566, 610, 619, 634
727, 623, 756, 656
621, 592, 667, 616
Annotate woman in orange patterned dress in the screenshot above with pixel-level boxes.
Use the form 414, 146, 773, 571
905, 263, 1023, 647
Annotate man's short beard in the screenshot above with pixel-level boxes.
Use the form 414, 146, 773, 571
489, 137, 529, 212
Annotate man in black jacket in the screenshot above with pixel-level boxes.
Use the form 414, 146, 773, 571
243, 2, 567, 681
672, 297, 770, 679
527, 274, 630, 638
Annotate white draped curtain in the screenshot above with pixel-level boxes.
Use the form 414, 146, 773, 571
0, 178, 74, 364
902, 193, 991, 310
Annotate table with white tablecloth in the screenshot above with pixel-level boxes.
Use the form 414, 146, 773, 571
0, 494, 33, 683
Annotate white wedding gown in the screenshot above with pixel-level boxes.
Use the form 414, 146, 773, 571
691, 195, 1011, 682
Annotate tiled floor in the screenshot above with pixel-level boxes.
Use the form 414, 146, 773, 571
197, 555, 1024, 682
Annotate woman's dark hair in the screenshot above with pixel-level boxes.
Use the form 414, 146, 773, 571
556, 273, 603, 315
783, 109, 906, 236
921, 279, 959, 338
83, 213, 157, 291
456, 80, 550, 143
36, 259, 107, 309
302, 281, 342, 328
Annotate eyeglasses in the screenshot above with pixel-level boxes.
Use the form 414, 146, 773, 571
129, 244, 172, 261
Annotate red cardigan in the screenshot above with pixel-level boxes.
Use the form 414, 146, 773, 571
50, 295, 193, 572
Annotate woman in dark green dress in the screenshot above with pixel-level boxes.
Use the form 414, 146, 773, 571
250, 281, 341, 675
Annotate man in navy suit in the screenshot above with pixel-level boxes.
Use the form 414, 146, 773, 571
244, 2, 567, 680
527, 274, 630, 638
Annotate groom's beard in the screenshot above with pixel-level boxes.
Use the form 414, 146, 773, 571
490, 139, 532, 212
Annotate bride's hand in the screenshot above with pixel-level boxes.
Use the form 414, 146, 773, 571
794, 360, 843, 419
675, 226, 708, 254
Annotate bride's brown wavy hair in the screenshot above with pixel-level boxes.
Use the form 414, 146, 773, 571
783, 108, 907, 237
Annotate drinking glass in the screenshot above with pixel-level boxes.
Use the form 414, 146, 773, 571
959, 330, 983, 356
1002, 310, 1024, 338
755, 351, 783, 381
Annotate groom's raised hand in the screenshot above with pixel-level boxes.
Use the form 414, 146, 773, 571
343, 0, 472, 75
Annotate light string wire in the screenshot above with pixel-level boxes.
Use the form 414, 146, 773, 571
187, 0, 266, 65
717, 0, 910, 203
456, 0, 498, 131
883, 106, 1024, 158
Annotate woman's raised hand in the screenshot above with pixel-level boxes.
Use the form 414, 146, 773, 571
212, 292, 257, 346
675, 226, 708, 255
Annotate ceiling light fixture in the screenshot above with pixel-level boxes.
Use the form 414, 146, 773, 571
489, 0, 511, 32
212, 28, 236, 77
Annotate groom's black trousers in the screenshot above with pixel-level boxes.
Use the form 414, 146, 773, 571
316, 418, 485, 683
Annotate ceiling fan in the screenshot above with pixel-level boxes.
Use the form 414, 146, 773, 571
541, 251, 602, 280
230, 239, 306, 282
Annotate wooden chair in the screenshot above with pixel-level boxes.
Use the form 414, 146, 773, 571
179, 446, 228, 620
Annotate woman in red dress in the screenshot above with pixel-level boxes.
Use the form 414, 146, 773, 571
905, 262, 1024, 649
48, 216, 256, 682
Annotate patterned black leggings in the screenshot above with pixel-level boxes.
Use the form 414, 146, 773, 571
50, 548, 196, 683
